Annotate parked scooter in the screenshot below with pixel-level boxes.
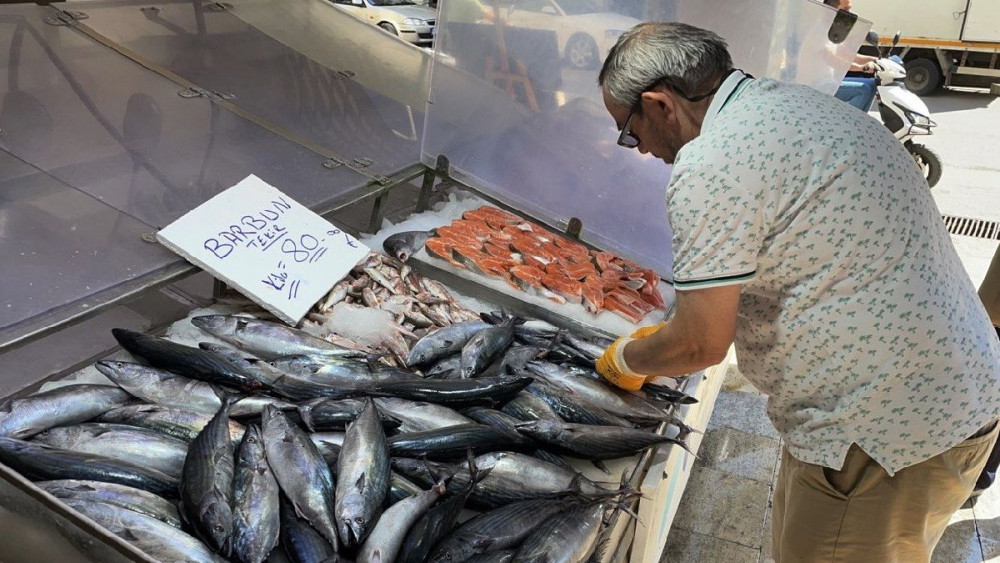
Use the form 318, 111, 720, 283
866, 31, 942, 187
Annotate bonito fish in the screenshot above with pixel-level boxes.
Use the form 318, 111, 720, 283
180, 401, 235, 556
261, 405, 339, 551
0, 384, 131, 440
61, 498, 226, 563
34, 423, 189, 480
37, 479, 182, 529
232, 424, 280, 563
335, 399, 390, 549
190, 315, 361, 360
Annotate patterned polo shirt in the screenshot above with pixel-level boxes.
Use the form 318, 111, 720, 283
668, 72, 1000, 475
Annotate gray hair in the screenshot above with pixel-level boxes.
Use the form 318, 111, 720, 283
599, 22, 734, 108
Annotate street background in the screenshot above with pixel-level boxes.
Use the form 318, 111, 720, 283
921, 88, 1000, 287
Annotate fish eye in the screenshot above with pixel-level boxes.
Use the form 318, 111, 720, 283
214, 525, 225, 532
355, 516, 365, 524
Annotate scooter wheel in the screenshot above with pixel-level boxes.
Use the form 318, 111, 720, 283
907, 143, 942, 188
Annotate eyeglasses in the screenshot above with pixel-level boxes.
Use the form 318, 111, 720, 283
617, 73, 732, 149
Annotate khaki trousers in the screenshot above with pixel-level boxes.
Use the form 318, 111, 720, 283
772, 422, 999, 563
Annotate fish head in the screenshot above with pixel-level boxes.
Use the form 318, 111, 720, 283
200, 500, 234, 556
269, 356, 318, 375
236, 424, 265, 464
383, 230, 431, 263
390, 457, 426, 478
190, 315, 238, 335
110, 328, 142, 347
337, 492, 370, 548
259, 404, 286, 432
429, 536, 490, 563
514, 420, 560, 440
94, 360, 134, 380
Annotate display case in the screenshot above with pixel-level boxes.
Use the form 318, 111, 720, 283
0, 0, 869, 561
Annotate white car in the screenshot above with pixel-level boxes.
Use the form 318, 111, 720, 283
465, 0, 641, 70
330, 0, 437, 47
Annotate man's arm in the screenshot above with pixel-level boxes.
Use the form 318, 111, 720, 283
624, 283, 742, 378
849, 53, 878, 73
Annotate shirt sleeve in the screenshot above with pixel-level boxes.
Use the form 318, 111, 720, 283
668, 164, 766, 290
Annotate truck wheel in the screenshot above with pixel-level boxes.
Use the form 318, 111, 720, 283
905, 58, 941, 96
907, 143, 942, 188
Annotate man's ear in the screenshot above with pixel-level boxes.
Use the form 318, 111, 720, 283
640, 89, 677, 125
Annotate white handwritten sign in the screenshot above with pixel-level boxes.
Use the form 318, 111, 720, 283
157, 175, 370, 325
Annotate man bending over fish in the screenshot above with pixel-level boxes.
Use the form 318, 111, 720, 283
594, 21, 1000, 563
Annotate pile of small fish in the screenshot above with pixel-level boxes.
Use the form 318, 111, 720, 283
0, 278, 694, 562
304, 252, 482, 366
382, 206, 666, 322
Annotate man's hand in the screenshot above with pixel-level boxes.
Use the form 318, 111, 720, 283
596, 322, 666, 391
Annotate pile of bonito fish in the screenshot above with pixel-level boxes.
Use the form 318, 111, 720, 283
0, 254, 695, 563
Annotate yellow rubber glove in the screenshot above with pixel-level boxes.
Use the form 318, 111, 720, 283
629, 322, 666, 339
596, 323, 665, 391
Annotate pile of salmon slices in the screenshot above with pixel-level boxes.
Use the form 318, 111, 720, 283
424, 206, 665, 323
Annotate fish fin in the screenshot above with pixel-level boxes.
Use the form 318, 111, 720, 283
121, 528, 142, 542
212, 386, 239, 405
479, 311, 503, 324
543, 330, 564, 357
672, 436, 697, 457
355, 473, 366, 490
300, 409, 316, 432
568, 472, 584, 492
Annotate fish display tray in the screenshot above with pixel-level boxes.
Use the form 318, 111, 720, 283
363, 193, 676, 339
0, 265, 712, 563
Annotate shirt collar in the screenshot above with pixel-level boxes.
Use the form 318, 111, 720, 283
700, 69, 750, 132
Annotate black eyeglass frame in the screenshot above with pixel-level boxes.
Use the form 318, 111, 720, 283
617, 69, 738, 148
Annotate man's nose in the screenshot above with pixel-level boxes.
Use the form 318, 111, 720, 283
637, 144, 649, 155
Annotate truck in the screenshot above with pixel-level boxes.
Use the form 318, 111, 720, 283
851, 0, 1000, 95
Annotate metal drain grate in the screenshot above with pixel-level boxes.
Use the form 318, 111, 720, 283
942, 214, 1000, 240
